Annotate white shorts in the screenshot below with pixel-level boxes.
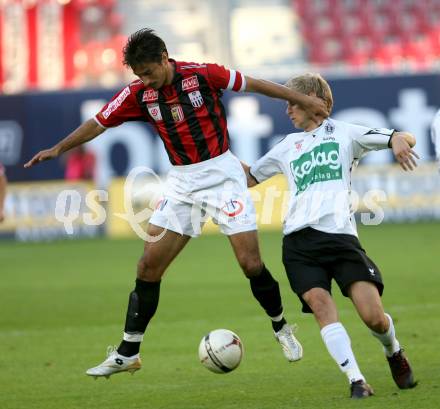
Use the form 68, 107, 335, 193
149, 150, 257, 237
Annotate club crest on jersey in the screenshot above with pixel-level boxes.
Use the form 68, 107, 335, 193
171, 104, 184, 122
295, 141, 303, 151
142, 89, 159, 102
188, 90, 204, 108
325, 122, 335, 134
182, 75, 199, 91
147, 103, 163, 121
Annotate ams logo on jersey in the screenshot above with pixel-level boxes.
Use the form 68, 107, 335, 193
142, 89, 159, 102
182, 75, 199, 91
182, 76, 204, 109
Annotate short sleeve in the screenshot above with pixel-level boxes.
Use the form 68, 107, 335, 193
250, 148, 283, 183
206, 63, 247, 92
348, 123, 393, 158
95, 85, 145, 128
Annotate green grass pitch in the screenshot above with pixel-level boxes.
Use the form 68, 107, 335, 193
1, 223, 439, 409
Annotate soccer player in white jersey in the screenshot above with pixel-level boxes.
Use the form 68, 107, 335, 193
431, 108, 440, 172
242, 73, 418, 399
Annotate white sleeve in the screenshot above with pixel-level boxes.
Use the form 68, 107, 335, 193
348, 123, 394, 158
250, 147, 283, 183
431, 110, 440, 160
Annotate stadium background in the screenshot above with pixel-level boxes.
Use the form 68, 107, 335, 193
0, 1, 439, 409
1, 0, 440, 240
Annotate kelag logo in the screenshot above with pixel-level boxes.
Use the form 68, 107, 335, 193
290, 142, 342, 194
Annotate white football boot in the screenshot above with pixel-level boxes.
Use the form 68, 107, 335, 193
274, 323, 303, 362
86, 346, 142, 379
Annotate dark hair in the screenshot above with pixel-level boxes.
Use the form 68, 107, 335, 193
123, 28, 168, 67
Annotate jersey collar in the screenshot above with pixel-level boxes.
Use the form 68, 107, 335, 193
168, 59, 179, 84
303, 119, 326, 136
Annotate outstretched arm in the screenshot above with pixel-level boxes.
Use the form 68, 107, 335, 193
389, 131, 419, 171
24, 119, 105, 168
245, 77, 329, 121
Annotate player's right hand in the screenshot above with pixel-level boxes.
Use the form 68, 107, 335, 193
24, 147, 59, 168
302, 95, 329, 122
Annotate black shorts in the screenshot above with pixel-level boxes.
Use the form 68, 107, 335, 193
282, 227, 384, 313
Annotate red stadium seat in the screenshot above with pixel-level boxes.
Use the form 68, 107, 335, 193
372, 39, 404, 70
428, 27, 440, 53
402, 34, 436, 69
343, 13, 372, 37
310, 36, 345, 65
292, 0, 437, 68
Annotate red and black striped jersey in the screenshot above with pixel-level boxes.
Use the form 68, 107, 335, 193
95, 59, 246, 165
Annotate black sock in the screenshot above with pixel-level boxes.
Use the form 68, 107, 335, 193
118, 340, 140, 357
271, 317, 287, 332
117, 279, 161, 357
249, 264, 284, 322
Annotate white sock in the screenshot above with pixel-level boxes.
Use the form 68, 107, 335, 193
270, 312, 284, 322
321, 322, 365, 384
123, 332, 144, 342
371, 313, 400, 357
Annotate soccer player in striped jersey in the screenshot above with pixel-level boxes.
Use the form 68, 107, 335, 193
24, 28, 329, 378
242, 73, 418, 399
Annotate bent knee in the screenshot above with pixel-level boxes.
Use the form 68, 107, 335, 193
302, 288, 331, 306
237, 256, 263, 277
364, 312, 388, 333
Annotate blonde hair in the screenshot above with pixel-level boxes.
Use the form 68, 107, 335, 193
285, 73, 333, 113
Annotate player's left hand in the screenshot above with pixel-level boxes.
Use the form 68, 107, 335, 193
391, 134, 419, 171
24, 146, 60, 168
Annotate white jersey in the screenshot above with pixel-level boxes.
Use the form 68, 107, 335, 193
431, 108, 440, 162
250, 118, 393, 237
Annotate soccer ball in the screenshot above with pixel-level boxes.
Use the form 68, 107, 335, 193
198, 329, 243, 373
